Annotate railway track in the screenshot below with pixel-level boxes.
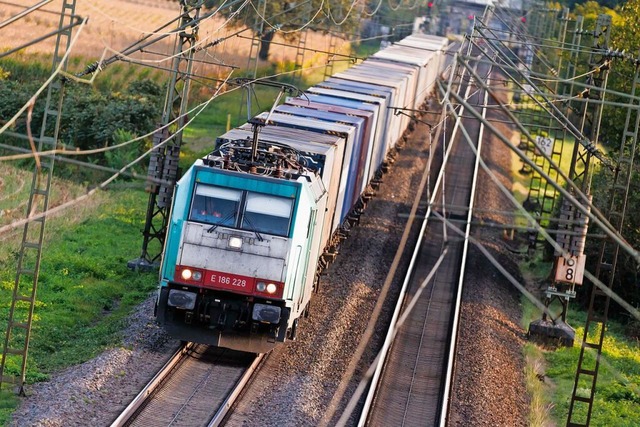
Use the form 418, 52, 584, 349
111, 343, 262, 427
358, 45, 490, 426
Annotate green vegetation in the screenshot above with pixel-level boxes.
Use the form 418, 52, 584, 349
0, 25, 371, 422
521, 290, 554, 427
520, 295, 640, 426
0, 55, 164, 183
523, 342, 554, 427
0, 165, 157, 418
545, 311, 640, 426
0, 390, 18, 426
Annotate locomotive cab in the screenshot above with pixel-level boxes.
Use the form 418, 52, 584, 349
156, 160, 326, 353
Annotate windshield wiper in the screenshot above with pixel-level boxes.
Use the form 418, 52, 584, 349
241, 216, 264, 242
207, 210, 237, 233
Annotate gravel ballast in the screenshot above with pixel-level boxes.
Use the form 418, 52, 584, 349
10, 105, 529, 426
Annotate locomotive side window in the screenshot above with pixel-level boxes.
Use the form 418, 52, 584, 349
242, 193, 293, 237
189, 184, 241, 227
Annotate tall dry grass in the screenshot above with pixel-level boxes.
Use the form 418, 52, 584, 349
0, 0, 342, 79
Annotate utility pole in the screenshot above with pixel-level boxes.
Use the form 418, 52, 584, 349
128, 1, 202, 270
0, 0, 78, 395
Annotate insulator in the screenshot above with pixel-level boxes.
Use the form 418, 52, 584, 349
158, 144, 180, 208
145, 126, 168, 193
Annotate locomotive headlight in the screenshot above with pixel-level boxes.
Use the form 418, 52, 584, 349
256, 281, 278, 295
228, 236, 243, 249
181, 269, 193, 280
266, 283, 278, 294
179, 268, 202, 282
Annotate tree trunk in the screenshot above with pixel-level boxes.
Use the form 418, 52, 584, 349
259, 30, 275, 61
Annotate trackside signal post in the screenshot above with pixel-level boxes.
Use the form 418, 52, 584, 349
128, 1, 202, 270
528, 14, 613, 347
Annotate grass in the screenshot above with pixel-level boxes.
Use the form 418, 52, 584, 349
544, 310, 640, 426
0, 6, 372, 422
0, 167, 157, 419
520, 278, 640, 427
521, 293, 640, 426
523, 342, 554, 427
520, 258, 555, 427
0, 391, 18, 426
0, 32, 368, 421
512, 97, 638, 426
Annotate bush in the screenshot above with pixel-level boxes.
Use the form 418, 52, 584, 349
104, 129, 147, 175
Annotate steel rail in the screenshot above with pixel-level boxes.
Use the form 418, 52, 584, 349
356, 41, 481, 427
438, 55, 491, 425
450, 57, 640, 264
110, 343, 263, 427
110, 343, 189, 427
207, 354, 264, 426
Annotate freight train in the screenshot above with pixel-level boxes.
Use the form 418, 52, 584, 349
155, 34, 449, 353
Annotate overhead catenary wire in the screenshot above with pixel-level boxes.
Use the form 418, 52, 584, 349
444, 57, 640, 109
439, 71, 640, 322
338, 34, 594, 424
247, 0, 326, 34
0, 57, 331, 165
324, 37, 483, 426
0, 16, 89, 138
0, 67, 235, 237
0, 59, 338, 234
0, 0, 54, 30
441, 87, 640, 397
435, 66, 640, 409
82, 0, 231, 37
450, 55, 640, 265
467, 29, 615, 170
76, 0, 250, 78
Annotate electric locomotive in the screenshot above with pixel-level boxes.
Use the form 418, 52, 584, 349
155, 125, 332, 353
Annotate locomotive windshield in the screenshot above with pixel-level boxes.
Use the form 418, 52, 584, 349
243, 193, 293, 236
189, 183, 294, 237
189, 185, 241, 227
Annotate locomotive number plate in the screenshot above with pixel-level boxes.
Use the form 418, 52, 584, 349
204, 271, 255, 294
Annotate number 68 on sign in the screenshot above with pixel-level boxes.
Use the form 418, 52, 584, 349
555, 254, 586, 285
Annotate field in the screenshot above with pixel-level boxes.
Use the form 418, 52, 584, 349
0, 0, 347, 83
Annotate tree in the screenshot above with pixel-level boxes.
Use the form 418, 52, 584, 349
198, 0, 363, 61
581, 0, 640, 319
